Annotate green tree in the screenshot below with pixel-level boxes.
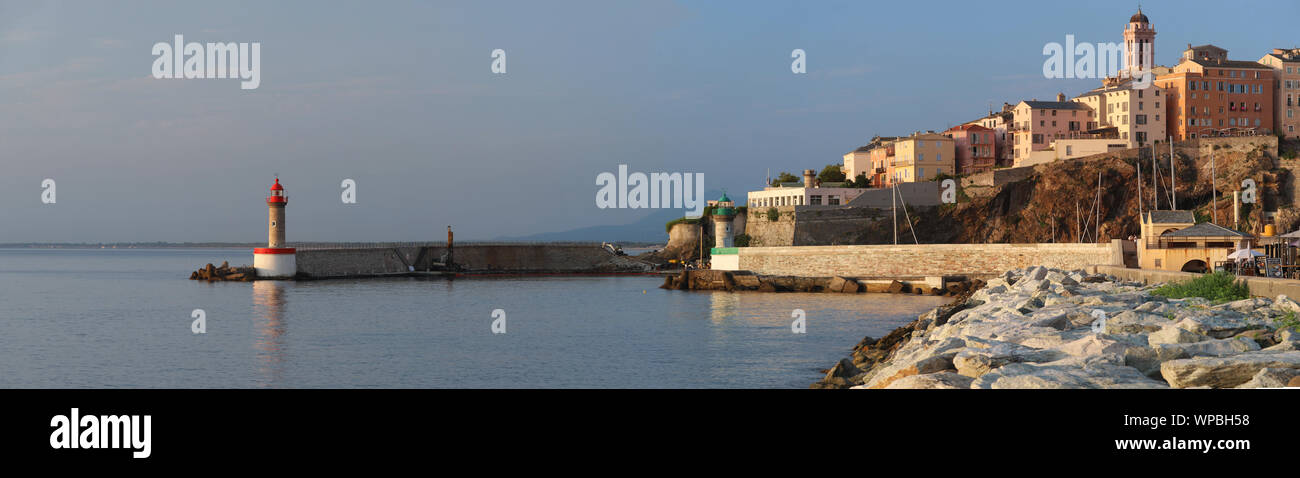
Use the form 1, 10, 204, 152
770, 172, 799, 186
844, 172, 870, 188
818, 164, 846, 184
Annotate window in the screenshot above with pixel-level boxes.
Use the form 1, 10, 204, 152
828, 196, 840, 205
810, 195, 821, 205
1136, 115, 1147, 125
918, 168, 924, 178
918, 153, 924, 162
937, 153, 942, 162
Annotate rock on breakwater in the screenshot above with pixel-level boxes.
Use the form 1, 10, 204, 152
812, 266, 1300, 389
189, 261, 256, 282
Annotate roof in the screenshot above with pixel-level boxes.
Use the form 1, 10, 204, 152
270, 178, 284, 191
1130, 9, 1148, 23
1162, 222, 1250, 238
946, 124, 994, 133
1186, 58, 1270, 70
717, 193, 731, 203
1020, 100, 1090, 110
1148, 210, 1195, 224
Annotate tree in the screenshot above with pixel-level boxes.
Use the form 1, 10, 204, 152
843, 173, 870, 188
770, 172, 799, 186
818, 164, 846, 184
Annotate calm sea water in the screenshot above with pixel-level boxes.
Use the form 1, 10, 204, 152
0, 248, 948, 388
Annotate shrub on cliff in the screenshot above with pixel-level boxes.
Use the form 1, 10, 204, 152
766, 207, 779, 222
733, 234, 751, 247
1151, 271, 1249, 304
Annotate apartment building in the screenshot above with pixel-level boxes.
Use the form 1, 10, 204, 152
944, 124, 997, 174
890, 132, 954, 183
1011, 94, 1096, 165
1154, 44, 1275, 140
1259, 47, 1300, 138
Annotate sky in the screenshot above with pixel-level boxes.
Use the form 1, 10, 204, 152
1, 0, 1298, 242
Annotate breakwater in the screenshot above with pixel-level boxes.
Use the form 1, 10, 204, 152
662, 269, 980, 296
713, 242, 1123, 279
191, 243, 656, 280
296, 244, 654, 278
812, 266, 1300, 389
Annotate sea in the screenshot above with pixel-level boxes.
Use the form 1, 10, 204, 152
0, 248, 949, 388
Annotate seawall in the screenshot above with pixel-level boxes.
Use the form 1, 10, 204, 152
715, 242, 1123, 279
295, 244, 654, 279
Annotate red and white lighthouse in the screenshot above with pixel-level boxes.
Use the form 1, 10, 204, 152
253, 178, 297, 278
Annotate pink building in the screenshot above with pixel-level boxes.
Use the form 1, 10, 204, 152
1011, 94, 1096, 165
944, 124, 997, 174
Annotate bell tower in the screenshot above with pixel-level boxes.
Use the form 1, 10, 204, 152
1124, 7, 1156, 76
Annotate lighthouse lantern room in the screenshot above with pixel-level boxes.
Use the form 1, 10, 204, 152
253, 178, 297, 278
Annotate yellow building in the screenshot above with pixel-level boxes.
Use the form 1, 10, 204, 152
1139, 210, 1250, 272
890, 132, 954, 183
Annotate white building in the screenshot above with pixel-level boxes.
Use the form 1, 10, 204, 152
747, 170, 867, 208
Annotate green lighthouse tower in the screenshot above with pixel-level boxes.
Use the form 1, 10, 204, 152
711, 192, 736, 248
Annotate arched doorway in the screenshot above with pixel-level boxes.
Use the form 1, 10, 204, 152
1181, 260, 1208, 273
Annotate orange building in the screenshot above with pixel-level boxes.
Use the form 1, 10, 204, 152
1155, 44, 1275, 140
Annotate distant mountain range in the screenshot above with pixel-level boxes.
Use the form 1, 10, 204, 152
496, 190, 726, 244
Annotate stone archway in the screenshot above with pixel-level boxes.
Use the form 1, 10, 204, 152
1180, 259, 1208, 273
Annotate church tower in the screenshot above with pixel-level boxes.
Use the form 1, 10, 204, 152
1124, 7, 1156, 75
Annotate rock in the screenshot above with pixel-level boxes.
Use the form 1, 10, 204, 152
827, 276, 859, 293
1105, 311, 1167, 334
1217, 297, 1272, 312
1153, 336, 1261, 361
1173, 312, 1252, 339
1026, 266, 1048, 281
1278, 328, 1300, 343
887, 280, 905, 294
1017, 279, 1050, 292
882, 371, 974, 389
972, 356, 1168, 389
1026, 311, 1071, 331
1147, 324, 1211, 346
1160, 351, 1300, 388
863, 338, 965, 389
1274, 295, 1300, 314
953, 342, 1065, 378
1236, 367, 1300, 388
1054, 334, 1137, 359
1290, 376, 1300, 387
825, 357, 861, 380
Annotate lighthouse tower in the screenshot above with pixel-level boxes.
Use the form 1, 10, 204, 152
711, 192, 736, 248
253, 178, 297, 278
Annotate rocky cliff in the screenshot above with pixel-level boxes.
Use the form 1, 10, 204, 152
849, 138, 1290, 244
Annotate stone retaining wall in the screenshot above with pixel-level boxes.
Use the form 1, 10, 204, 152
721, 242, 1122, 278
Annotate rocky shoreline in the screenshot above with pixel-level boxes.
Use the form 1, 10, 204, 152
813, 266, 1300, 389
661, 269, 981, 296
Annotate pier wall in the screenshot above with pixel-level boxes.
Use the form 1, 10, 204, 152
296, 244, 652, 278
721, 242, 1122, 278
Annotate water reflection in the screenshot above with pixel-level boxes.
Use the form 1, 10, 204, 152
252, 280, 288, 386
708, 291, 739, 324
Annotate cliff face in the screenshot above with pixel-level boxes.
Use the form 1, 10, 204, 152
856, 138, 1287, 244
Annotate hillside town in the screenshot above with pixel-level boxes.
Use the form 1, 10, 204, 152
748, 8, 1298, 207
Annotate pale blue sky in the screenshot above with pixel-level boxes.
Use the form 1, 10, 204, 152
1, 0, 1297, 242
